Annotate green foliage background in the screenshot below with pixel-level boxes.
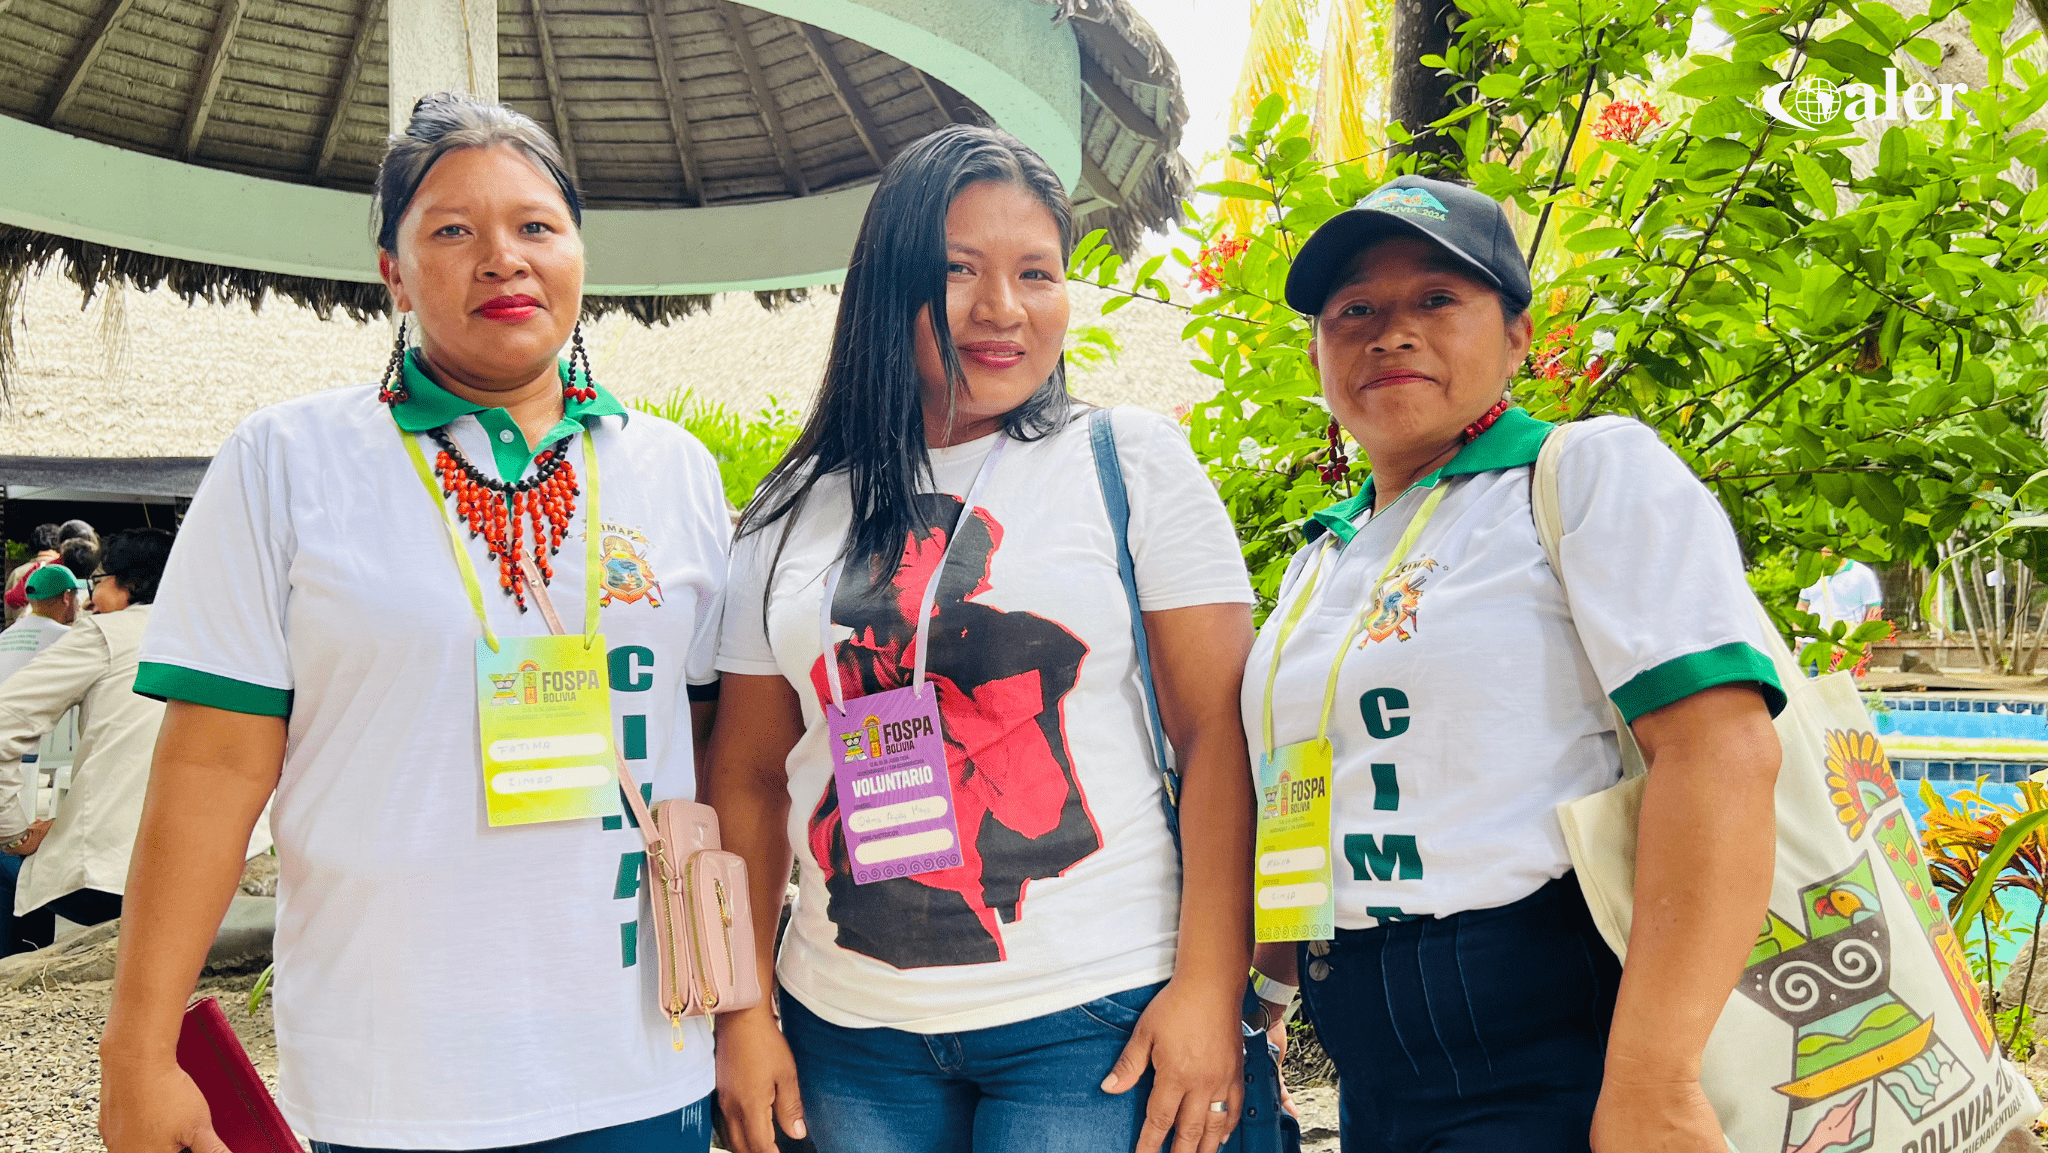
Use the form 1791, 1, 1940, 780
1076, 0, 2048, 630
633, 389, 802, 511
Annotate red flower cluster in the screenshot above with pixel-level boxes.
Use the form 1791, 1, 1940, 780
1833, 621, 1897, 678
1188, 234, 1250, 292
1591, 100, 1663, 144
1528, 325, 1606, 405
1530, 324, 1586, 380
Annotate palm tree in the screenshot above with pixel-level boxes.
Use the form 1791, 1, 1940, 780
1220, 0, 1390, 229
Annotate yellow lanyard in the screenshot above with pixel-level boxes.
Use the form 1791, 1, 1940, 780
399, 423, 603, 653
1260, 480, 1452, 751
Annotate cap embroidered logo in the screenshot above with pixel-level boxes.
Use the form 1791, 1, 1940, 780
1359, 186, 1450, 221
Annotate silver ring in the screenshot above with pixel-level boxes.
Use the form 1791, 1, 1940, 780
1209, 1101, 1227, 1113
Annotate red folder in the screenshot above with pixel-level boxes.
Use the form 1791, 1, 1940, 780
176, 997, 305, 1153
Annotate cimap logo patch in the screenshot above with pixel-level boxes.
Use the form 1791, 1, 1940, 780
1760, 70, 1970, 130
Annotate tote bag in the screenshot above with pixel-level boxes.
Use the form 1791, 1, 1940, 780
1533, 422, 2038, 1153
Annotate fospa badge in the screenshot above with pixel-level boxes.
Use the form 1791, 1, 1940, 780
475, 634, 624, 826
827, 684, 964, 885
1254, 738, 1336, 941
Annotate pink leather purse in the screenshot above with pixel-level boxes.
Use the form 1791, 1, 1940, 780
616, 761, 763, 1040
514, 559, 761, 1037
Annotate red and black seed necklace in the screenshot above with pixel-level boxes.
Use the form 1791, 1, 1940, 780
427, 426, 578, 612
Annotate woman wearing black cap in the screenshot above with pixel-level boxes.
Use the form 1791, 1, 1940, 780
1237, 175, 1784, 1151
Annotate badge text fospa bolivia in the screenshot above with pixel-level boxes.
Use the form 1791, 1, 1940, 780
827, 689, 962, 884
477, 634, 625, 826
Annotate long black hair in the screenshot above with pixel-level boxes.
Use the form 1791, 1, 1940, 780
736, 124, 1076, 582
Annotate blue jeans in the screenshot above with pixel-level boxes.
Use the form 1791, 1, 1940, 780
781, 982, 1168, 1152
309, 1094, 712, 1153
1298, 875, 1620, 1153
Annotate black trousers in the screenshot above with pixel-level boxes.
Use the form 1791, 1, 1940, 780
8, 886, 123, 955
1298, 874, 1622, 1153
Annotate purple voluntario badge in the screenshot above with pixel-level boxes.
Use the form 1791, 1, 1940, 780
825, 684, 964, 885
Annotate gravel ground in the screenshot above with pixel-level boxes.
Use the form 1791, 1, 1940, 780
1, 972, 276, 1152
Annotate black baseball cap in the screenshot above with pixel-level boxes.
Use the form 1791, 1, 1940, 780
1284, 175, 1532, 318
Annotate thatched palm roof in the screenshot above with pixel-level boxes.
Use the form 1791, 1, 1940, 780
0, 0, 1192, 344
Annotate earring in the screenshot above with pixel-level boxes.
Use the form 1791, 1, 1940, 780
377, 317, 410, 405
1318, 417, 1349, 484
564, 321, 597, 404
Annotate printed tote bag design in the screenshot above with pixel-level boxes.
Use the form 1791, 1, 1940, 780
1533, 423, 2038, 1153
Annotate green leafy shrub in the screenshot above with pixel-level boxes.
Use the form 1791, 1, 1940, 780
1075, 0, 2048, 624
633, 390, 802, 511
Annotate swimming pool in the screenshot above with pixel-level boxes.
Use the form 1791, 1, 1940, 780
1869, 692, 2048, 971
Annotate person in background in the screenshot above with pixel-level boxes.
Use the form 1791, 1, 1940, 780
1797, 550, 1884, 639
0, 565, 82, 683
0, 564, 84, 951
0, 530, 226, 956
3, 524, 63, 625
98, 93, 726, 1153
60, 536, 101, 582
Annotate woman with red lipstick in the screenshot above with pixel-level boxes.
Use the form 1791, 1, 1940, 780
1237, 175, 1784, 1153
706, 125, 1257, 1153
99, 94, 727, 1153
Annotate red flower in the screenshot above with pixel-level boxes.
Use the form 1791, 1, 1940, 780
1592, 100, 1663, 144
1531, 324, 1578, 380
1188, 234, 1250, 292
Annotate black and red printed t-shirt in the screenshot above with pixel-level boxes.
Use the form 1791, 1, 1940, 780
717, 406, 1252, 1033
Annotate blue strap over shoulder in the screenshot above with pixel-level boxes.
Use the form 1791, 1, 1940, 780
1088, 408, 1298, 1153
1087, 408, 1181, 838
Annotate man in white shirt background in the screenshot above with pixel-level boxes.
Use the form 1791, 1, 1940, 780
0, 564, 82, 953
1798, 550, 1886, 637
0, 565, 82, 684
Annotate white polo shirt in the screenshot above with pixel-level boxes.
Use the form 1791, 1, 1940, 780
1800, 560, 1884, 634
137, 361, 727, 1148
1241, 411, 1785, 926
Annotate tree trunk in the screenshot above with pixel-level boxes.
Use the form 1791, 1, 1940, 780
2008, 567, 2033, 673
1949, 542, 1991, 670
1387, 0, 1465, 171
1970, 554, 2001, 670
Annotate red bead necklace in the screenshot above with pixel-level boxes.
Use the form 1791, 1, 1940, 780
1462, 398, 1513, 442
427, 426, 578, 611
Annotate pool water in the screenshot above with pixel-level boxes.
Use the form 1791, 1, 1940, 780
1870, 693, 2048, 971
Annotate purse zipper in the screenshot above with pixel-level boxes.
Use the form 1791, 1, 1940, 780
714, 877, 737, 986
647, 842, 687, 1049
682, 853, 722, 1012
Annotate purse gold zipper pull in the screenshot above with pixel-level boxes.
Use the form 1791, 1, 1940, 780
670, 1010, 686, 1052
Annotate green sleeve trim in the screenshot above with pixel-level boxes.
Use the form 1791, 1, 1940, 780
1609, 642, 1786, 724
135, 662, 293, 717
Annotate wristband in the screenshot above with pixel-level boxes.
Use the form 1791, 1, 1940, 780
0, 830, 29, 854
1251, 970, 1298, 1006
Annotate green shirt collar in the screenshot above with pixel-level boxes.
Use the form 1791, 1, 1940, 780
1306, 407, 1555, 545
388, 350, 629, 482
